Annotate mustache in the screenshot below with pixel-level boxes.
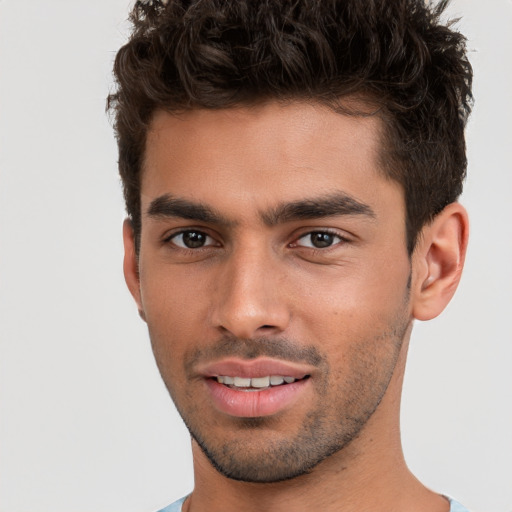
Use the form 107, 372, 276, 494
184, 335, 326, 374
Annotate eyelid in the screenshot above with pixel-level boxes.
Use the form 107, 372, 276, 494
290, 228, 350, 248
163, 228, 219, 249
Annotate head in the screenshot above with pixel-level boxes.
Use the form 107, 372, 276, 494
108, 0, 472, 256
109, 0, 472, 484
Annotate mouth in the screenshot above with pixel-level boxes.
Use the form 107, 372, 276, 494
213, 374, 310, 391
199, 358, 314, 418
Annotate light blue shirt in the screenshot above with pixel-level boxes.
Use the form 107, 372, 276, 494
157, 495, 470, 511
157, 496, 186, 512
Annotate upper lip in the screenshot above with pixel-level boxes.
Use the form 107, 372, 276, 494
197, 357, 314, 379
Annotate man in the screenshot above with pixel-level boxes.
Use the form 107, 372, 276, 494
108, 0, 473, 510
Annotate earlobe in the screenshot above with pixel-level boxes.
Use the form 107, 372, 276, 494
412, 203, 469, 321
122, 219, 146, 322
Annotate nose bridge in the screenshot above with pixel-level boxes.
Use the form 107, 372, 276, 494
212, 240, 290, 338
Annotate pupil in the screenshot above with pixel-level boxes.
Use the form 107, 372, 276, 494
312, 232, 333, 248
183, 231, 205, 248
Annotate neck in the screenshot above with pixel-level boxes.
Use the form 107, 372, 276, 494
185, 337, 449, 512
187, 431, 447, 512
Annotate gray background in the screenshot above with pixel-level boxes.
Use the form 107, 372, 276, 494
0, 1, 511, 511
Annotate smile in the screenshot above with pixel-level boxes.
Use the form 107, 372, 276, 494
215, 375, 304, 390
205, 375, 311, 417
197, 357, 315, 417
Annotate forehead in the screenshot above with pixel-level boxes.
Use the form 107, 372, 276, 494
141, 101, 396, 219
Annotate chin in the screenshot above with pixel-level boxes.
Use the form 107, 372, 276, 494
186, 410, 364, 484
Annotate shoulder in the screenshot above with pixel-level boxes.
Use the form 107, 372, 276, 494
155, 496, 187, 512
156, 495, 471, 512
449, 497, 472, 512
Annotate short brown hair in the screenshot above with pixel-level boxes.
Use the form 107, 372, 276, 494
108, 0, 473, 253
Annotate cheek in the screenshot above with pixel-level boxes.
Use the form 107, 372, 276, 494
139, 265, 211, 372
140, 259, 210, 322
290, 258, 410, 347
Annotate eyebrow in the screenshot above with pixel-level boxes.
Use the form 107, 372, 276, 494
147, 194, 234, 227
261, 192, 376, 226
146, 192, 375, 227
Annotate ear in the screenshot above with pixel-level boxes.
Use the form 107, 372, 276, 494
122, 219, 146, 322
411, 203, 469, 321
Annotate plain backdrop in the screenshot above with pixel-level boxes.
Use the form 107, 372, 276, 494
0, 1, 511, 511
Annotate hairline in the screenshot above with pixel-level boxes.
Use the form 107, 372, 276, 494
132, 96, 412, 254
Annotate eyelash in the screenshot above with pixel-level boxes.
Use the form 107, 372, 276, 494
290, 229, 349, 250
163, 228, 349, 252
163, 230, 218, 250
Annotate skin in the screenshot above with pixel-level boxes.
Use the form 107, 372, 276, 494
123, 101, 468, 512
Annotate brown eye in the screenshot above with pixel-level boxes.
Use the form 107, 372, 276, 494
169, 230, 215, 249
295, 231, 344, 249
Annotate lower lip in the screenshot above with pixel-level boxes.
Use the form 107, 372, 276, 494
205, 378, 310, 418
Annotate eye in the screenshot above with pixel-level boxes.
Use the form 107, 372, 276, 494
293, 231, 345, 249
167, 230, 217, 249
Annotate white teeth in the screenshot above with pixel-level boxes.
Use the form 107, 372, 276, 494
233, 377, 251, 387
216, 375, 235, 385
251, 376, 270, 388
216, 375, 299, 388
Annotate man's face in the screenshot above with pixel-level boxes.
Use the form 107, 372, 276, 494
128, 101, 413, 482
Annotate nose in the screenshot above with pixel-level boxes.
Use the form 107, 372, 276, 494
211, 245, 291, 339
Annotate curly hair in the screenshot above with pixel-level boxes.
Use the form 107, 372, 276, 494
107, 0, 473, 254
